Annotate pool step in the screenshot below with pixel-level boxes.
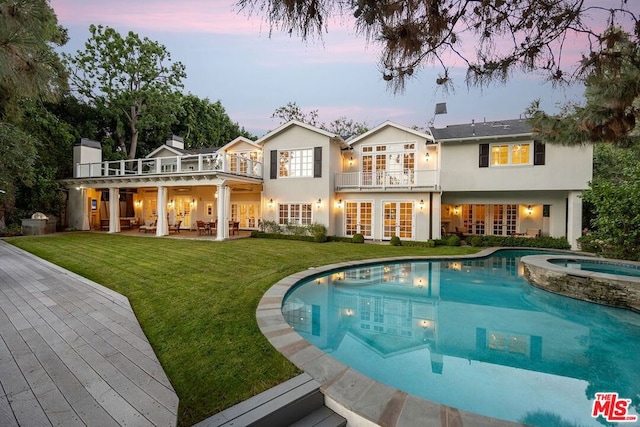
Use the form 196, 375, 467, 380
195, 373, 346, 427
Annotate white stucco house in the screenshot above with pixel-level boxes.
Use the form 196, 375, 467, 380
63, 118, 593, 249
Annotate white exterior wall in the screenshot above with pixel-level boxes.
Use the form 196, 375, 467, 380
261, 126, 342, 235
440, 140, 592, 192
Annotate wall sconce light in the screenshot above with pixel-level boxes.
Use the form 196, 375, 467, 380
168, 199, 174, 208
335, 199, 343, 208
135, 200, 142, 208
190, 198, 195, 206
527, 205, 533, 215
316, 198, 322, 209
454, 205, 459, 214
268, 198, 274, 208
418, 199, 424, 210
425, 152, 430, 161
348, 156, 354, 166
214, 192, 218, 199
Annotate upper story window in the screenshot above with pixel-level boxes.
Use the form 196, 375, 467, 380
279, 148, 313, 177
490, 143, 531, 166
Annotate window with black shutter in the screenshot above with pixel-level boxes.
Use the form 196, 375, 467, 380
313, 146, 322, 178
270, 150, 277, 179
533, 140, 545, 165
479, 143, 489, 167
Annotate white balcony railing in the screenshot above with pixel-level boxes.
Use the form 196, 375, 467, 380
75, 153, 263, 180
335, 170, 439, 189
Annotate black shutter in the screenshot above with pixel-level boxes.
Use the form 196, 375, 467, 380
313, 147, 322, 178
533, 140, 545, 165
479, 143, 489, 168
270, 150, 277, 179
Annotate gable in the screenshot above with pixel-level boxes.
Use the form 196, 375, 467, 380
146, 146, 184, 158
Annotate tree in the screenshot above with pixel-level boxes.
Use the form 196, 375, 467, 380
272, 102, 369, 137
272, 101, 319, 126
237, 0, 638, 92
0, 0, 68, 231
65, 25, 186, 159
528, 28, 640, 147
578, 143, 640, 261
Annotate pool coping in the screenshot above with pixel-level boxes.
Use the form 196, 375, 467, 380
521, 255, 640, 313
256, 247, 533, 427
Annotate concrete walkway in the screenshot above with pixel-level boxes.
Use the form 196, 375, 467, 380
0, 240, 178, 426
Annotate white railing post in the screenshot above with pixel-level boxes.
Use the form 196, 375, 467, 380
120, 160, 125, 176
177, 157, 182, 173
198, 154, 203, 172
137, 159, 142, 175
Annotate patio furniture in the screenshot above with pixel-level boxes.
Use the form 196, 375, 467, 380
100, 219, 109, 231
196, 220, 210, 236
523, 228, 540, 238
454, 226, 468, 238
169, 220, 182, 234
139, 219, 157, 233
229, 221, 240, 235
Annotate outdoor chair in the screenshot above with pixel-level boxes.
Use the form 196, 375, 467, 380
169, 220, 182, 234
139, 219, 157, 233
196, 220, 209, 236
523, 228, 540, 238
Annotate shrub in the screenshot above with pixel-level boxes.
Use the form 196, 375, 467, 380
426, 239, 436, 248
249, 230, 260, 238
446, 235, 461, 246
307, 223, 328, 242
261, 220, 281, 233
390, 235, 402, 246
352, 233, 365, 244
470, 236, 483, 247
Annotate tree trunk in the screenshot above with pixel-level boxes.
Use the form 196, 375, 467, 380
128, 105, 139, 160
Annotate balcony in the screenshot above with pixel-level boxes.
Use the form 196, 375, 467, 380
335, 170, 439, 191
75, 153, 263, 180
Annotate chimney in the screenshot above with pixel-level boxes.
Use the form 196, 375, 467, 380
166, 135, 184, 150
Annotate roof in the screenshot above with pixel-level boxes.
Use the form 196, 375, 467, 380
348, 121, 435, 146
430, 119, 532, 141
255, 120, 347, 148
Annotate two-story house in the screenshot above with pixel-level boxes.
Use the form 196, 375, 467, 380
63, 118, 592, 249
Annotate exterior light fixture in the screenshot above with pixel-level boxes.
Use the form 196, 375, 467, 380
335, 199, 343, 208
316, 198, 322, 209
425, 152, 430, 161
418, 199, 424, 210
527, 205, 533, 215
454, 205, 460, 214
348, 156, 354, 166
268, 198, 273, 208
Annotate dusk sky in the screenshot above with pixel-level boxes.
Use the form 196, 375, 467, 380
50, 0, 604, 137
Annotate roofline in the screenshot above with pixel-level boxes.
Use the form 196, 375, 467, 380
348, 120, 435, 146
255, 120, 343, 146
436, 132, 533, 143
219, 136, 260, 152
145, 145, 184, 158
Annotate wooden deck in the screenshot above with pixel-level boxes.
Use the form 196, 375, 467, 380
0, 240, 178, 426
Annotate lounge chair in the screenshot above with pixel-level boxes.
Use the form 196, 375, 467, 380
169, 220, 182, 234
523, 228, 540, 238
139, 219, 157, 233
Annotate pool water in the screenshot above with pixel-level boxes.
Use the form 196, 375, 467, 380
282, 250, 640, 426
549, 258, 640, 277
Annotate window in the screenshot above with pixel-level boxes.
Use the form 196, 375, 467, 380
490, 143, 531, 166
279, 149, 313, 177
278, 203, 312, 225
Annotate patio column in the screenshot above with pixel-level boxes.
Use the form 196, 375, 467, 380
216, 183, 228, 241
431, 192, 442, 240
80, 188, 90, 231
108, 187, 120, 233
567, 191, 583, 250
156, 186, 169, 236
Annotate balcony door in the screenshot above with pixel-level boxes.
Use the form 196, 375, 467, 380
345, 201, 372, 238
383, 202, 413, 240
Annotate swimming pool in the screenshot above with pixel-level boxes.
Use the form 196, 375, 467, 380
281, 249, 640, 426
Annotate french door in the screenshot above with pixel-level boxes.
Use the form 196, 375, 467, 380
383, 202, 413, 240
345, 201, 372, 238
231, 203, 260, 229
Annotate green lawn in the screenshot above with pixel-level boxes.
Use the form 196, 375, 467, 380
6, 233, 480, 426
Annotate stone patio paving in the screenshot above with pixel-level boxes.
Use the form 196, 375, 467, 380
0, 240, 178, 426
